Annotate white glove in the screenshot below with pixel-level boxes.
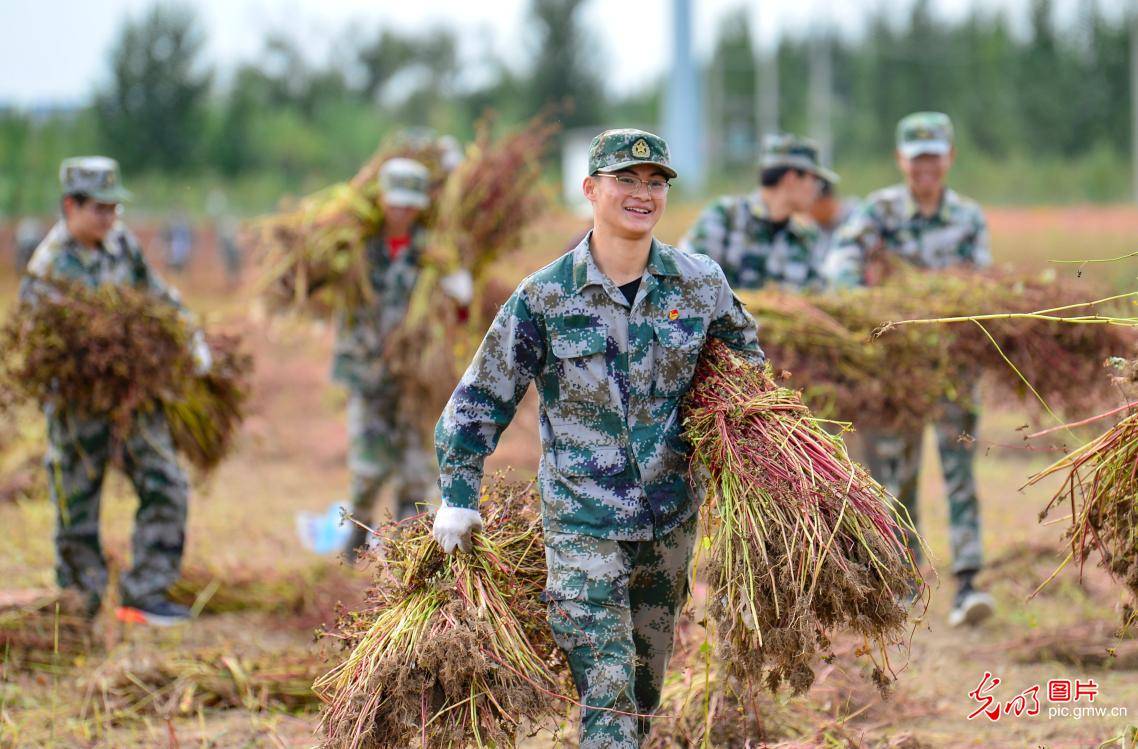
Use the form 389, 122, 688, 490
190, 330, 212, 376
439, 270, 474, 306
432, 504, 483, 554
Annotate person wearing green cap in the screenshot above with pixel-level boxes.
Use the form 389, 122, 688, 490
20, 156, 211, 626
680, 133, 837, 291
824, 112, 994, 628
432, 128, 762, 747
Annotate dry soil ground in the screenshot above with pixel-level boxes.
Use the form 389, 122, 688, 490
1, 205, 1137, 748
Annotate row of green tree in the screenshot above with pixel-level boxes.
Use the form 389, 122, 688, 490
0, 0, 1133, 215
770, 0, 1131, 159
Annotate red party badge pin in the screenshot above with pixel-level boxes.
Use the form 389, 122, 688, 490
668, 309, 679, 320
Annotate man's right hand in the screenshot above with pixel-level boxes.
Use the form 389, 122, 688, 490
431, 504, 483, 554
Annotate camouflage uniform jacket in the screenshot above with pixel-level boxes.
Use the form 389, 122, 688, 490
331, 225, 427, 392
824, 184, 990, 286
21, 220, 184, 309
435, 232, 763, 541
679, 192, 822, 291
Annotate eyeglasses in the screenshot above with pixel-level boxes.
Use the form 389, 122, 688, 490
87, 202, 122, 218
594, 173, 671, 197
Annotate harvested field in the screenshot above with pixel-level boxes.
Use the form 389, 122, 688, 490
2, 205, 1137, 747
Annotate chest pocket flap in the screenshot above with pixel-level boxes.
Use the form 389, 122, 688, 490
550, 317, 607, 359
652, 316, 705, 397
549, 316, 609, 404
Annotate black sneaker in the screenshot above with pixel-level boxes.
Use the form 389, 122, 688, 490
116, 598, 192, 627
948, 575, 994, 628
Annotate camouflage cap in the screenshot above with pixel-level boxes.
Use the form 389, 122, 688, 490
59, 156, 132, 203
379, 157, 430, 209
758, 133, 839, 184
896, 112, 954, 158
588, 128, 677, 179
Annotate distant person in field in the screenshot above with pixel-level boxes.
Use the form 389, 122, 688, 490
808, 178, 859, 266
21, 157, 211, 626
333, 157, 474, 561
433, 129, 761, 748
164, 212, 194, 273
206, 188, 242, 288
679, 133, 838, 291
15, 216, 45, 273
824, 111, 994, 628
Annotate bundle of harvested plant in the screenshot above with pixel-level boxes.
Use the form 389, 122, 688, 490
429, 115, 559, 289
86, 649, 325, 719
879, 270, 1136, 422
0, 281, 250, 472
740, 268, 1134, 429
163, 334, 253, 471
739, 288, 949, 431
682, 340, 921, 695
0, 281, 191, 437
314, 479, 571, 748
251, 138, 452, 317
1027, 402, 1138, 607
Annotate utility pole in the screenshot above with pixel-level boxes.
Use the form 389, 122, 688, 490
809, 31, 833, 165
664, 0, 706, 191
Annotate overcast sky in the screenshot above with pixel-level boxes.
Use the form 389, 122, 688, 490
0, 0, 1118, 106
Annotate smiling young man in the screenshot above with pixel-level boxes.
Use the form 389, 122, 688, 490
824, 112, 994, 628
680, 133, 838, 291
432, 129, 761, 747
21, 156, 210, 626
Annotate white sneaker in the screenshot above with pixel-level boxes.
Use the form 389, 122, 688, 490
948, 589, 995, 628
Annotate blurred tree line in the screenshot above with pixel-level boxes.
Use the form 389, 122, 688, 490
711, 0, 1132, 199
0, 0, 1133, 215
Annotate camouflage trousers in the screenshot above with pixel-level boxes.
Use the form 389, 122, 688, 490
863, 398, 982, 574
45, 406, 189, 607
347, 383, 437, 525
544, 513, 697, 749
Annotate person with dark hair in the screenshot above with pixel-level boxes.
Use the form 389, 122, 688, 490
679, 133, 838, 291
21, 156, 209, 626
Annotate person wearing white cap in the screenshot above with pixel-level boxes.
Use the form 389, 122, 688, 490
332, 157, 473, 561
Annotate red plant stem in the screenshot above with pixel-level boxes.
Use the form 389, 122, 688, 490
1028, 401, 1138, 439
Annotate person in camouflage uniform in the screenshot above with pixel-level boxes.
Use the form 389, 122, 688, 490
333, 157, 473, 560
21, 157, 209, 626
432, 129, 762, 748
678, 133, 838, 291
824, 112, 995, 627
